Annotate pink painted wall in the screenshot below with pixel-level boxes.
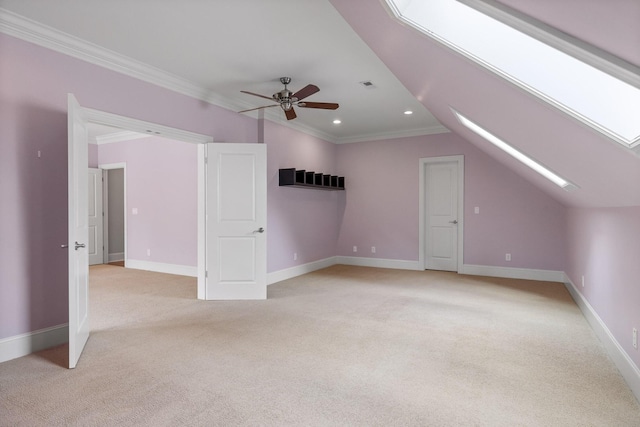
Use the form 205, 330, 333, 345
98, 137, 198, 267
88, 144, 99, 168
566, 207, 640, 368
0, 33, 257, 339
264, 121, 341, 272
336, 133, 567, 270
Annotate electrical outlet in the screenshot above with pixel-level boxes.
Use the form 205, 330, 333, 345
581, 275, 585, 287
505, 253, 511, 261
294, 252, 297, 261
371, 246, 376, 253
146, 249, 151, 257
353, 246, 357, 253
633, 328, 637, 349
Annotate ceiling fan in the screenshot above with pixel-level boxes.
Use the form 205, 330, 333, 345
239, 77, 339, 120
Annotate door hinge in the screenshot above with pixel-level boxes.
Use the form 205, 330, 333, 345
204, 156, 208, 164
205, 270, 208, 278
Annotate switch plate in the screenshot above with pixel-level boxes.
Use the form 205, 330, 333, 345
581, 275, 585, 287
474, 207, 479, 214
505, 253, 511, 261
353, 246, 357, 253
633, 328, 637, 349
132, 208, 138, 215
146, 249, 151, 256
371, 246, 376, 253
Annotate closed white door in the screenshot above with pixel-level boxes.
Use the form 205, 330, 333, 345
68, 94, 90, 368
425, 162, 459, 271
88, 168, 104, 266
205, 143, 267, 300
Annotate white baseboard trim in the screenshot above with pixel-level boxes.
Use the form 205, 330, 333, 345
126, 259, 197, 277
563, 274, 640, 403
461, 264, 565, 282
337, 256, 422, 271
267, 257, 338, 285
0, 324, 68, 364
108, 252, 124, 262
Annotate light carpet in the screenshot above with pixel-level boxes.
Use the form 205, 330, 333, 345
1, 264, 639, 426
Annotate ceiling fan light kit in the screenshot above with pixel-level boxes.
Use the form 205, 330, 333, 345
239, 77, 339, 120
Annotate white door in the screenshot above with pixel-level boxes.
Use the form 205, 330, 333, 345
68, 94, 90, 368
425, 162, 459, 271
88, 168, 104, 266
205, 143, 267, 300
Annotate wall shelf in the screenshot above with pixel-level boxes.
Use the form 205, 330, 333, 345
279, 168, 345, 191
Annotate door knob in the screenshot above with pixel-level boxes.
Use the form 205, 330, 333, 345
449, 220, 458, 225
75, 241, 86, 250
254, 227, 265, 233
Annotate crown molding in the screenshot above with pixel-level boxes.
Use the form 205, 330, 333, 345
336, 124, 450, 144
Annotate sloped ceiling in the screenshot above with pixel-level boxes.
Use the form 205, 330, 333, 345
329, 0, 640, 208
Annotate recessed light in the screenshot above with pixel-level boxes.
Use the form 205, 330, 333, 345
404, 110, 413, 115
333, 119, 342, 124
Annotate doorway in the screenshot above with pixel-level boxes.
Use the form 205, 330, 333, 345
419, 155, 464, 272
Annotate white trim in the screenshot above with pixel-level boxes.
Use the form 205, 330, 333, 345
337, 256, 422, 271
461, 264, 565, 282
108, 252, 124, 262
126, 259, 197, 277
563, 274, 640, 403
267, 257, 338, 285
419, 155, 465, 272
0, 324, 68, 363
95, 131, 150, 145
197, 145, 207, 300
336, 124, 450, 144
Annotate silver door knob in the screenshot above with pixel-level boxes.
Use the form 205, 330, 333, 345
254, 227, 265, 233
449, 220, 458, 225
75, 241, 86, 250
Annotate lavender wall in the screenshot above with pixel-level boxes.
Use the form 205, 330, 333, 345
0, 33, 257, 340
98, 137, 198, 267
566, 207, 640, 368
264, 121, 341, 272
336, 133, 567, 270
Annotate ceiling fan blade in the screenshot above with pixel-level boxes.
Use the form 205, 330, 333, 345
238, 104, 278, 113
299, 102, 339, 110
240, 90, 275, 101
292, 84, 319, 101
284, 107, 297, 120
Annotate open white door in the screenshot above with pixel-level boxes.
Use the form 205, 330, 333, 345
68, 94, 90, 368
88, 168, 104, 266
205, 143, 267, 300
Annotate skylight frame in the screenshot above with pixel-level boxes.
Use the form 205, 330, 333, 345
452, 109, 577, 191
384, 0, 640, 151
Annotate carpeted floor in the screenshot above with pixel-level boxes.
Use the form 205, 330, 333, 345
1, 264, 639, 426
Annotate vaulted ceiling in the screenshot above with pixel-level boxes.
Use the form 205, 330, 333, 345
1, 0, 638, 208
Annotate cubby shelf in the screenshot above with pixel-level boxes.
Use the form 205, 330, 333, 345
279, 168, 345, 191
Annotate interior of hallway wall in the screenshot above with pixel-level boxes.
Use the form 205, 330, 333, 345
107, 168, 125, 261
566, 206, 640, 371
98, 137, 198, 268
0, 32, 258, 341
335, 133, 567, 271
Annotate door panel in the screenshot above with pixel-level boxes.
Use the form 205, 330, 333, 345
88, 168, 103, 265
206, 143, 266, 300
68, 94, 90, 368
426, 162, 458, 271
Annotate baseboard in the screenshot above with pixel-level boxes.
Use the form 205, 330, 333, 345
126, 259, 197, 277
267, 257, 338, 285
461, 264, 565, 282
0, 324, 68, 364
337, 256, 422, 271
108, 252, 124, 262
563, 274, 640, 403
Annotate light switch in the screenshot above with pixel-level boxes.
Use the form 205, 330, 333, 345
132, 208, 138, 215
474, 207, 479, 214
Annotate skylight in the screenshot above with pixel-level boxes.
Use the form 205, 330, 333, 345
453, 109, 576, 190
384, 0, 640, 150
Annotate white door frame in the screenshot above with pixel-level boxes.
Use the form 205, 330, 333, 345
83, 108, 213, 297
99, 163, 127, 265
418, 155, 465, 272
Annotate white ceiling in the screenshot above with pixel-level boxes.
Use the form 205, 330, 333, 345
0, 0, 447, 143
